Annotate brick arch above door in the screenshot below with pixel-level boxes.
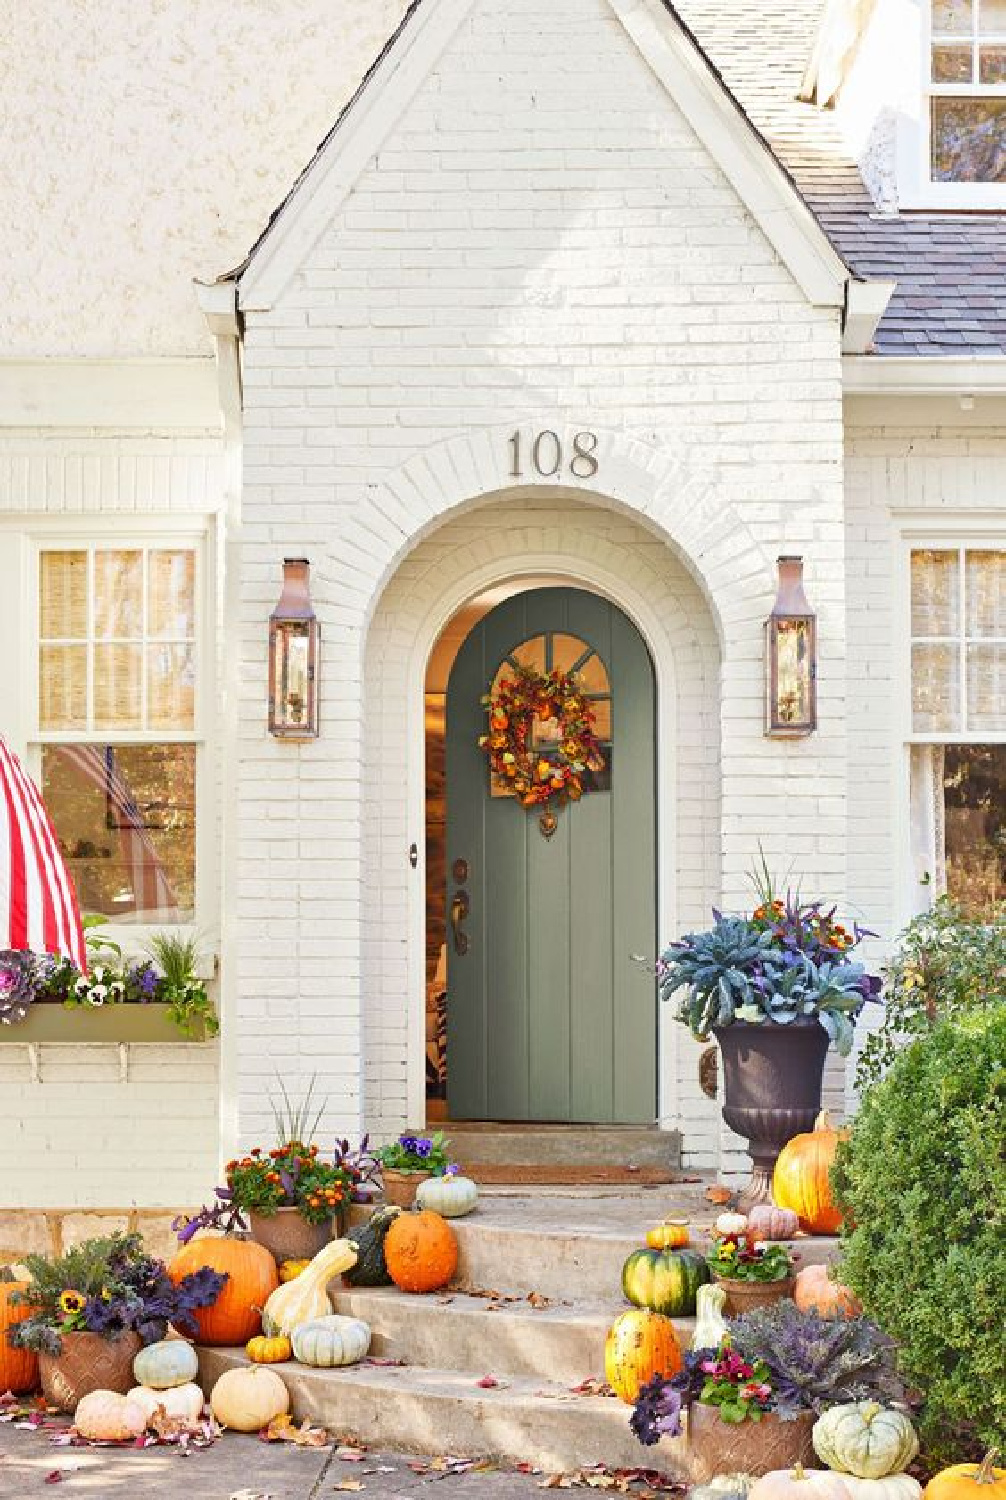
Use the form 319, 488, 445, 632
362, 493, 725, 1169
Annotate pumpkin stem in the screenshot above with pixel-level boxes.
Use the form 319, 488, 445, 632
975, 1451, 1000, 1484
814, 1111, 833, 1131
792, 1464, 807, 1480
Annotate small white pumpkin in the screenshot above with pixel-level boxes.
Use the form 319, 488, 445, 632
210, 1365, 290, 1432
749, 1468, 852, 1500
132, 1338, 199, 1390
415, 1174, 479, 1219
74, 1389, 147, 1441
691, 1477, 757, 1500
291, 1314, 372, 1368
714, 1211, 748, 1238
127, 1382, 205, 1427
813, 1404, 919, 1479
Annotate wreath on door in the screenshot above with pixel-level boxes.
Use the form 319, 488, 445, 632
478, 663, 606, 836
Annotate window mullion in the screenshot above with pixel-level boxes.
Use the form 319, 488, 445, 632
141, 546, 149, 732
86, 546, 94, 735
959, 548, 968, 732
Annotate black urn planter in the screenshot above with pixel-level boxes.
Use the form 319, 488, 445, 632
714, 1020, 831, 1211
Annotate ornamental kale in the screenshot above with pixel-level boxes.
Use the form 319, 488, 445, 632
728, 1301, 906, 1414
11, 1231, 226, 1354
0, 950, 39, 1024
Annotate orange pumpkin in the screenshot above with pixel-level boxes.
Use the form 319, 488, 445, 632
0, 1271, 39, 1394
645, 1219, 691, 1251
168, 1237, 279, 1346
773, 1112, 847, 1235
794, 1263, 862, 1319
384, 1210, 458, 1294
924, 1453, 1006, 1500
604, 1309, 682, 1404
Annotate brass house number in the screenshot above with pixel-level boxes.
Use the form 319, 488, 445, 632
508, 429, 599, 480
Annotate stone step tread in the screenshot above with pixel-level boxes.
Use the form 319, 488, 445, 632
197, 1346, 692, 1478
335, 1282, 696, 1332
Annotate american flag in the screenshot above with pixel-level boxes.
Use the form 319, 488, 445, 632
56, 744, 178, 920
0, 735, 87, 968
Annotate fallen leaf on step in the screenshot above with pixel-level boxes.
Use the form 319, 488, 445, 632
361, 1356, 406, 1368
332, 1483, 364, 1493
44, 1473, 62, 1486
334, 1445, 368, 1462
259, 1414, 329, 1447
705, 1184, 733, 1205
229, 1492, 276, 1500
528, 1291, 550, 1309
476, 1374, 508, 1389
569, 1376, 615, 1397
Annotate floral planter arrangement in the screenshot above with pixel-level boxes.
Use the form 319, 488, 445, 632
687, 1399, 816, 1482
247, 1205, 336, 1263
707, 1235, 796, 1318
658, 879, 880, 1210
377, 1132, 453, 1208
10, 1230, 226, 1413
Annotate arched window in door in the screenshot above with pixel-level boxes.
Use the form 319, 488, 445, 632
489, 632, 612, 796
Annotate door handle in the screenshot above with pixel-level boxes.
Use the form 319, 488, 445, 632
451, 890, 470, 956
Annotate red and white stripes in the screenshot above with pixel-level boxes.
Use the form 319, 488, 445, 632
0, 736, 86, 970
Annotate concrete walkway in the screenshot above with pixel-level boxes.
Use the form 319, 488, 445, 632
0, 1422, 675, 1497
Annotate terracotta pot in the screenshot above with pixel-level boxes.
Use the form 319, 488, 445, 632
712, 1272, 795, 1317
381, 1168, 433, 1208
39, 1330, 143, 1413
715, 1021, 831, 1211
686, 1402, 815, 1483
247, 1207, 338, 1264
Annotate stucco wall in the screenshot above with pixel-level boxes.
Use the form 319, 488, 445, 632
233, 0, 849, 1175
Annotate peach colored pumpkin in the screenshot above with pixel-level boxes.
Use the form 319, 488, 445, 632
794, 1264, 862, 1319
74, 1389, 147, 1441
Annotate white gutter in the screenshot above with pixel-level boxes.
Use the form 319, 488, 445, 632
843, 355, 1006, 393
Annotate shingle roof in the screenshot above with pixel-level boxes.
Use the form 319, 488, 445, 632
673, 0, 1006, 355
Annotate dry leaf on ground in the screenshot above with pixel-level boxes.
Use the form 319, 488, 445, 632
259, 1414, 329, 1448
332, 1483, 364, 1493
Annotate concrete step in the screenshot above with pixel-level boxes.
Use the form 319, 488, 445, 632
448, 1125, 682, 1173
197, 1347, 694, 1479
331, 1284, 697, 1384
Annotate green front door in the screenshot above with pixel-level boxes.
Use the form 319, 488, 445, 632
445, 587, 656, 1124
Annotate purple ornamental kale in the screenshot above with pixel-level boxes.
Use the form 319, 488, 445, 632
0, 950, 38, 1024
629, 1373, 685, 1445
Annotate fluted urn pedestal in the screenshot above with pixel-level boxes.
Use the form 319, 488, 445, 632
714, 1020, 830, 1212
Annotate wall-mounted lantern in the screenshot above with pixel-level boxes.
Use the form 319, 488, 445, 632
765, 555, 817, 737
268, 558, 320, 739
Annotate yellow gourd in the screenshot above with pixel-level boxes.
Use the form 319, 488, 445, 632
261, 1237, 358, 1337
279, 1259, 311, 1283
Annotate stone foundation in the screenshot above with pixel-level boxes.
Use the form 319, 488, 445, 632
0, 1209, 194, 1266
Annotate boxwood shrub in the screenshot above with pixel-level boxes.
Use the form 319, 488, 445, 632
833, 1007, 1006, 1465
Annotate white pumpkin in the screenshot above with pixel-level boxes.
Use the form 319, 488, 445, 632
261, 1237, 358, 1337
749, 1468, 852, 1500
127, 1382, 205, 1427
813, 1404, 919, 1479
291, 1314, 372, 1368
415, 1174, 479, 1219
841, 1477, 923, 1500
210, 1365, 290, 1432
132, 1338, 199, 1390
74, 1389, 147, 1441
714, 1211, 748, 1238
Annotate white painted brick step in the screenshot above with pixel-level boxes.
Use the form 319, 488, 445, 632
331, 1284, 697, 1384
197, 1348, 695, 1480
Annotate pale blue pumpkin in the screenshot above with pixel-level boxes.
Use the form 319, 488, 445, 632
415, 1175, 478, 1219
132, 1338, 199, 1390
291, 1315, 371, 1368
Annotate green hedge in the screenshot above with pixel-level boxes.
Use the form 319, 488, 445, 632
833, 1007, 1006, 1464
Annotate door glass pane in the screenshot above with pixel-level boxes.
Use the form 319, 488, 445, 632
979, 0, 1006, 31
147, 644, 196, 730
40, 551, 87, 640
39, 645, 87, 730
966, 643, 1006, 730
511, 636, 545, 673
41, 743, 195, 923
966, 550, 1005, 636
94, 550, 143, 639
552, 633, 591, 674
979, 45, 1006, 80
911, 550, 959, 636
574, 652, 610, 695
943, 744, 1005, 918
149, 550, 195, 639
93, 643, 142, 729
933, 43, 975, 79
933, 0, 973, 31
931, 99, 1006, 182
589, 697, 612, 741
912, 642, 960, 731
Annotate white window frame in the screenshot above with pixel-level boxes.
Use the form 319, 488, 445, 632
23, 517, 216, 954
899, 0, 1006, 208
897, 525, 1005, 920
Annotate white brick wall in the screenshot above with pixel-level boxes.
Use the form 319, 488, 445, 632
233, 0, 849, 1178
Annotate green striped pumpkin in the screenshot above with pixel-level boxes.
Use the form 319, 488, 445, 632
621, 1246, 710, 1317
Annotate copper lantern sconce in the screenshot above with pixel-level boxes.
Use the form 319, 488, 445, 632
765, 555, 817, 737
268, 558, 320, 739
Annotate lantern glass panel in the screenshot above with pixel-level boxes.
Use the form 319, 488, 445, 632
773, 617, 814, 728
272, 620, 314, 732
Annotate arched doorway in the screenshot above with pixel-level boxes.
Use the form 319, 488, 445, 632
442, 586, 657, 1124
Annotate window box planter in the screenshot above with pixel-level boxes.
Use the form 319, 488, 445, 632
0, 1005, 211, 1044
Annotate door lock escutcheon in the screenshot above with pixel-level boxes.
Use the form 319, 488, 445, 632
450, 889, 470, 956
